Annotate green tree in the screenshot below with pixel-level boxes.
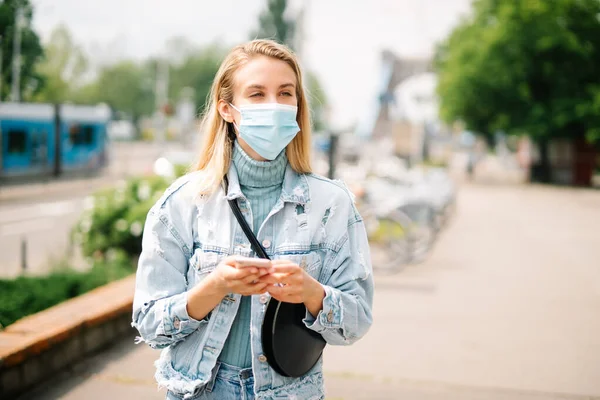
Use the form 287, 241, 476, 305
0, 0, 44, 100
436, 0, 600, 182
252, 0, 295, 48
252, 0, 329, 131
305, 70, 328, 131
34, 24, 88, 103
169, 45, 224, 115
83, 61, 155, 120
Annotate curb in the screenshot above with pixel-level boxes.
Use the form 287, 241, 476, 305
0, 275, 136, 398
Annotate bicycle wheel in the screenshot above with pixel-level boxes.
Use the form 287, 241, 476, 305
366, 209, 412, 275
399, 203, 437, 264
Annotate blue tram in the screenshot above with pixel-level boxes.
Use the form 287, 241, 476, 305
0, 102, 111, 180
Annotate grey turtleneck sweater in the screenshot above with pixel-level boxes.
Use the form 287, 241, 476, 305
218, 140, 287, 368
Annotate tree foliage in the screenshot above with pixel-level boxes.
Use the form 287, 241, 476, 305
305, 70, 328, 131
169, 44, 224, 116
85, 61, 155, 120
6, 0, 326, 130
33, 24, 88, 103
0, 0, 44, 100
252, 0, 295, 48
435, 0, 600, 143
64, 42, 222, 120
252, 0, 329, 130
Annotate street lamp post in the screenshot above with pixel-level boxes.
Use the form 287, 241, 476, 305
11, 6, 24, 102
154, 58, 169, 149
0, 34, 3, 101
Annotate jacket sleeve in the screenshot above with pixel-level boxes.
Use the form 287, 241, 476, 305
131, 190, 206, 349
303, 200, 374, 346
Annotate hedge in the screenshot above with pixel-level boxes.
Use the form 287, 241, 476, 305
0, 251, 132, 329
1, 171, 186, 329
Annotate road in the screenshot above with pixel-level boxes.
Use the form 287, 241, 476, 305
0, 141, 183, 278
0, 196, 85, 277
18, 182, 600, 399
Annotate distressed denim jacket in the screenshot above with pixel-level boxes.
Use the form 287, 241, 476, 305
132, 162, 374, 400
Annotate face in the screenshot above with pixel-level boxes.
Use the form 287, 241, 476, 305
218, 55, 298, 161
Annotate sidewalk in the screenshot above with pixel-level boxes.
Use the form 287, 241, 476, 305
20, 334, 587, 400
16, 182, 600, 400
448, 152, 527, 186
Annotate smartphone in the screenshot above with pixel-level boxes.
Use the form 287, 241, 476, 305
233, 256, 272, 269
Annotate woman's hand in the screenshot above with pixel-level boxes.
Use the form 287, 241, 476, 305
258, 259, 326, 317
187, 257, 271, 321
211, 256, 273, 296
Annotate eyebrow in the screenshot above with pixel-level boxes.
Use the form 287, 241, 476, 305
245, 83, 296, 90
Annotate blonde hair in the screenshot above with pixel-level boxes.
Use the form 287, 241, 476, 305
193, 39, 312, 195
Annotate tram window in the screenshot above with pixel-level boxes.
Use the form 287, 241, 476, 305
69, 124, 95, 145
82, 125, 94, 144
7, 130, 27, 155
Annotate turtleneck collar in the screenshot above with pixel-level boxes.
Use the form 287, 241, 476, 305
232, 140, 287, 189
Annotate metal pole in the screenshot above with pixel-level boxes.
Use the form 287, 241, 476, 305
328, 133, 338, 179
53, 103, 61, 177
11, 7, 24, 102
0, 35, 3, 101
20, 237, 28, 273
154, 59, 169, 143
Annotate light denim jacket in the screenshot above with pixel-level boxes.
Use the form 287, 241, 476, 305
132, 163, 374, 400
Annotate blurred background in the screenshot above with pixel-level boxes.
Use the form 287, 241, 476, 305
0, 0, 599, 399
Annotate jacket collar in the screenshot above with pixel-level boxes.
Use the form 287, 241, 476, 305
225, 162, 309, 205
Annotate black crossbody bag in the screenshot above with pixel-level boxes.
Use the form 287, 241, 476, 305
224, 177, 326, 378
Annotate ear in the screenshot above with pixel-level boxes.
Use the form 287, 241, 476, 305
217, 100, 234, 123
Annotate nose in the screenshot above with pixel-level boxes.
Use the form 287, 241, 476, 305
265, 94, 278, 103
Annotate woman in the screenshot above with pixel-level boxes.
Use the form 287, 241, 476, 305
132, 39, 374, 400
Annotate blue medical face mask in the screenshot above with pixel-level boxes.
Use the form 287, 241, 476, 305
229, 103, 300, 160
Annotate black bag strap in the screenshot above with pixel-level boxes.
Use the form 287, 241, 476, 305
223, 176, 325, 378
223, 176, 270, 260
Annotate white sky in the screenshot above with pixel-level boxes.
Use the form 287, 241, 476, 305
31, 0, 472, 127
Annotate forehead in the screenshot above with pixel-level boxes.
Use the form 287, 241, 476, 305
234, 55, 297, 90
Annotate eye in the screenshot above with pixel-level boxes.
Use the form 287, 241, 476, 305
280, 91, 294, 97
250, 92, 264, 98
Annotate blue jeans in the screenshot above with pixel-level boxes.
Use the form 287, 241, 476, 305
166, 362, 254, 400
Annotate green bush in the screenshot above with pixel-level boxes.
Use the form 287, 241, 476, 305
72, 175, 170, 261
174, 163, 191, 178
0, 171, 199, 329
420, 159, 449, 169
0, 251, 133, 329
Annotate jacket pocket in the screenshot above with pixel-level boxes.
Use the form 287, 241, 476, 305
277, 252, 322, 280
189, 249, 224, 277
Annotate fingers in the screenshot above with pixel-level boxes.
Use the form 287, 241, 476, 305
222, 255, 242, 267
269, 262, 302, 274
266, 284, 286, 296
266, 284, 303, 303
218, 258, 306, 297
258, 267, 305, 286
226, 265, 267, 280
239, 281, 270, 296
256, 274, 285, 284
241, 273, 263, 284
222, 266, 271, 295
